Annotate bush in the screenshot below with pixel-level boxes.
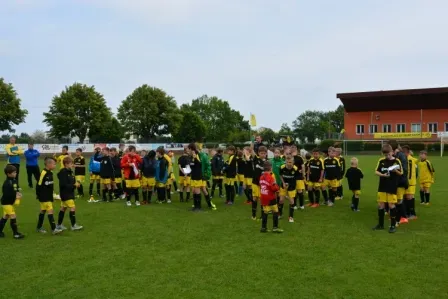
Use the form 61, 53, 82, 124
363, 142, 382, 151
302, 143, 318, 151
320, 139, 338, 150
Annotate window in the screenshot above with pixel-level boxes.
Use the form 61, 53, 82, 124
428, 123, 438, 133
445, 122, 448, 132
369, 124, 378, 134
411, 123, 421, 132
383, 124, 392, 133
356, 124, 364, 135
396, 124, 406, 133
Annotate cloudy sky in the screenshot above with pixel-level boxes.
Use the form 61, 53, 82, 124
1, 0, 448, 134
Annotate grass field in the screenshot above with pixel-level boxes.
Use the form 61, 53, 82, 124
1, 155, 448, 299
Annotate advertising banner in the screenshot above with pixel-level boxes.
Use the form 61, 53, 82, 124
373, 132, 432, 139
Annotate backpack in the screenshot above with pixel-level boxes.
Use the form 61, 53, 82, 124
199, 152, 212, 180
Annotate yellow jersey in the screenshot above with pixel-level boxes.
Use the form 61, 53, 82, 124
55, 153, 70, 168
407, 155, 418, 186
163, 154, 173, 173
418, 159, 435, 184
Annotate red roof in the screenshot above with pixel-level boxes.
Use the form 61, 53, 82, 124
337, 87, 448, 112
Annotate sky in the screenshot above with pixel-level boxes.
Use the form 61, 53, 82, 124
1, 0, 448, 135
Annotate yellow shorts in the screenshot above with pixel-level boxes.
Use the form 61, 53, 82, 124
420, 182, 432, 189
2, 205, 15, 216
213, 176, 224, 180
352, 190, 361, 196
156, 182, 166, 188
280, 189, 296, 198
141, 177, 156, 188
263, 204, 279, 213
75, 175, 85, 183
40, 202, 54, 212
179, 176, 191, 186
101, 178, 112, 185
115, 177, 122, 184
405, 185, 416, 196
324, 179, 339, 189
377, 192, 397, 203
244, 178, 253, 186
225, 177, 236, 185
126, 179, 141, 189
252, 184, 261, 198
397, 187, 405, 200
61, 199, 75, 208
237, 174, 245, 183
307, 182, 322, 189
295, 180, 305, 191
191, 179, 205, 188
90, 174, 100, 181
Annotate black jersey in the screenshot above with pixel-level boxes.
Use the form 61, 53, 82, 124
1, 177, 18, 206
224, 155, 237, 178
190, 153, 202, 181
376, 157, 402, 194
111, 156, 122, 178
142, 156, 157, 178
244, 157, 254, 179
338, 156, 346, 179
279, 165, 298, 191
345, 167, 363, 191
36, 169, 54, 202
178, 155, 191, 177
237, 157, 245, 175
324, 157, 341, 180
293, 155, 304, 180
308, 158, 324, 182
98, 155, 115, 178
58, 168, 76, 201
252, 156, 267, 185
74, 156, 86, 176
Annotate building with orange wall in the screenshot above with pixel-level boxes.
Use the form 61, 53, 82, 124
337, 87, 448, 140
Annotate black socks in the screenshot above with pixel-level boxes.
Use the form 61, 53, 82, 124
58, 210, 65, 225
0, 218, 7, 232
425, 193, 430, 203
10, 218, 18, 235
251, 200, 257, 218
378, 208, 385, 227
48, 214, 56, 231
37, 213, 45, 229
420, 190, 425, 203
69, 211, 76, 226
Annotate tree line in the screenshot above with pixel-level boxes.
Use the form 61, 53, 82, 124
0, 77, 343, 144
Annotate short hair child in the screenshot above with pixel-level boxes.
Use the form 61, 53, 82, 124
259, 161, 283, 233
0, 165, 24, 239
345, 157, 364, 211
418, 150, 435, 205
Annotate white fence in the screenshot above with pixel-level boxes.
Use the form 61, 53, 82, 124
0, 143, 187, 155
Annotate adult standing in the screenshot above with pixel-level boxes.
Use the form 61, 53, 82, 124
253, 135, 263, 155
24, 142, 41, 188
5, 136, 23, 188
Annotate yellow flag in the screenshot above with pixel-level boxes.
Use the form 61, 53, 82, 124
250, 114, 257, 127
340, 129, 345, 134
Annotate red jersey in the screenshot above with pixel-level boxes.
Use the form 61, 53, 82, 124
260, 171, 279, 206
120, 153, 143, 180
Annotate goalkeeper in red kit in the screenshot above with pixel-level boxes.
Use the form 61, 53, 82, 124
259, 161, 283, 233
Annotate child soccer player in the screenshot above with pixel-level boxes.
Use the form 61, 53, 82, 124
156, 148, 170, 204
304, 152, 312, 197
224, 146, 237, 205
211, 148, 225, 198
178, 149, 192, 202
161, 149, 173, 203
323, 148, 341, 207
307, 149, 324, 207
402, 145, 418, 219
96, 147, 115, 202
0, 165, 25, 239
373, 144, 403, 233
110, 148, 124, 200
73, 148, 86, 198
168, 151, 179, 192
251, 146, 269, 220
121, 145, 143, 207
334, 147, 345, 200
291, 145, 305, 210
260, 161, 283, 233
89, 147, 102, 201
36, 157, 63, 235
236, 150, 245, 196
187, 143, 203, 211
54, 145, 70, 169
242, 147, 254, 204
279, 157, 298, 223
141, 150, 157, 204
418, 150, 435, 205
56, 157, 83, 231
345, 157, 363, 211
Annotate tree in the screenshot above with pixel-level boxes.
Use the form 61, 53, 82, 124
278, 123, 293, 136
257, 127, 277, 143
181, 95, 250, 142
227, 130, 250, 143
30, 130, 47, 143
117, 85, 181, 141
173, 110, 206, 143
16, 132, 30, 143
43, 83, 112, 143
325, 105, 344, 133
292, 111, 327, 142
89, 117, 124, 143
0, 78, 28, 132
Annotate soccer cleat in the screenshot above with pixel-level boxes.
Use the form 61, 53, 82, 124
408, 215, 418, 220
141, 201, 147, 205
260, 228, 268, 233
13, 233, 25, 239
210, 202, 217, 210
420, 202, 425, 205
372, 224, 384, 231
56, 225, 68, 231
288, 217, 294, 223
71, 224, 83, 231
389, 226, 396, 233
272, 228, 284, 233
135, 201, 141, 207
227, 202, 233, 205
120, 194, 126, 200
311, 204, 319, 208
126, 201, 132, 207
306, 203, 313, 207
328, 202, 334, 207
293, 206, 298, 210
88, 196, 95, 203
167, 200, 172, 204
52, 228, 63, 235
251, 216, 257, 221
335, 196, 341, 201
399, 217, 409, 224
0, 232, 5, 238
299, 206, 305, 210
37, 228, 47, 234
425, 202, 430, 206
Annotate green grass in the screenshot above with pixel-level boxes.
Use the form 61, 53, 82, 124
1, 156, 448, 299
